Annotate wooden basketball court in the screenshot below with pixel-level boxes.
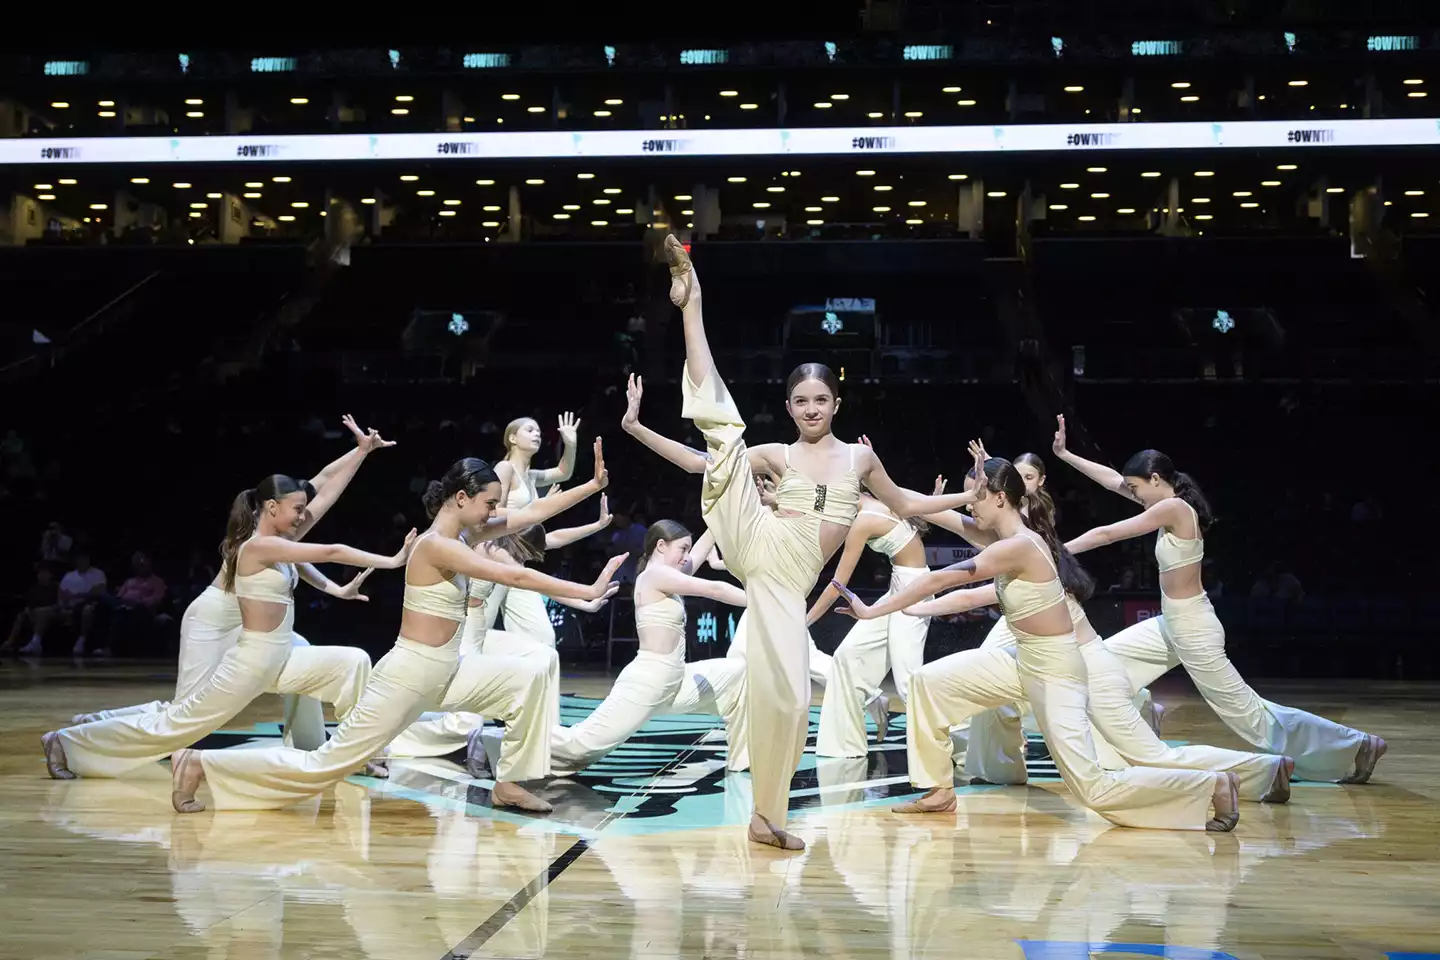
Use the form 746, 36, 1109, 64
2, 661, 1436, 959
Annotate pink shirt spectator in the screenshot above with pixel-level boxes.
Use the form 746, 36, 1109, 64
117, 574, 166, 610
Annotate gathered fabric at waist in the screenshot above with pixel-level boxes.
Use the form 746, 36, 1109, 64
1160, 590, 1217, 624
1009, 626, 1086, 684
889, 563, 931, 589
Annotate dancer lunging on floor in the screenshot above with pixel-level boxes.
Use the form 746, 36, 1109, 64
1052, 417, 1385, 783
835, 448, 1241, 832
170, 456, 626, 813
665, 234, 979, 850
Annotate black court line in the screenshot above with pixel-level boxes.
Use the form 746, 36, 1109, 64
438, 715, 724, 958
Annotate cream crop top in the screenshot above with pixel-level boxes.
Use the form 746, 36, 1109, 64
995, 533, 1067, 622
773, 443, 861, 527
1155, 499, 1204, 573
233, 560, 297, 605
403, 533, 468, 622
861, 509, 917, 560
635, 595, 687, 635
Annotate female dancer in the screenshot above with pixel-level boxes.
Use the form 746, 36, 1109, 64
495, 412, 582, 650
42, 473, 409, 780
170, 455, 626, 814
70, 415, 394, 750
551, 520, 748, 774
809, 493, 931, 757
665, 235, 980, 849
903, 581, 1292, 803
621, 372, 833, 688
1053, 418, 1385, 783
834, 450, 1241, 831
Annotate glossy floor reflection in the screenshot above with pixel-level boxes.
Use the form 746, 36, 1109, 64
3, 661, 1438, 959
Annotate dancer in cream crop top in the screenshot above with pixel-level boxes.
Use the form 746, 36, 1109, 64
635, 595, 687, 636
403, 536, 468, 622
233, 562, 298, 605
1155, 499, 1204, 573
861, 508, 917, 560
996, 534, 1067, 624
773, 443, 861, 526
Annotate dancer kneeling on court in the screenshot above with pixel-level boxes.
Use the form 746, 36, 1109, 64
170, 453, 625, 814
834, 445, 1241, 832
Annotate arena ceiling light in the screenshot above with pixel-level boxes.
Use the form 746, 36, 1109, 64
1405, 189, 1425, 196
245, 181, 264, 187
290, 97, 309, 105
1087, 166, 1107, 173
278, 214, 296, 221
904, 111, 923, 117
674, 193, 691, 200
88, 202, 107, 210
1411, 211, 1429, 218
98, 110, 116, 118
189, 201, 207, 208
501, 93, 520, 100
98, 99, 115, 106
1191, 197, 1211, 203
905, 218, 924, 224
36, 193, 55, 200
805, 205, 822, 212
589, 220, 608, 226
727, 176, 747, 182
527, 106, 546, 113
1171, 81, 1192, 89
1240, 202, 1259, 207
1060, 182, 1080, 189
395, 95, 414, 102
1064, 85, 1084, 92
185, 98, 203, 105
1078, 215, 1096, 221
1261, 180, 1282, 186
33, 183, 52, 190
1141, 171, 1162, 178
525, 178, 545, 184
1326, 187, 1345, 193
1409, 91, 1428, 98
1049, 203, 1068, 210
873, 205, 891, 211
206, 192, 222, 199
948, 173, 968, 180
942, 86, 962, 93
908, 200, 926, 206
273, 176, 291, 183
605, 99, 624, 105
438, 210, 456, 217
740, 103, 758, 110
186, 111, 204, 117
957, 99, 977, 106
443, 199, 461, 206
1288, 80, 1308, 86
173, 181, 192, 188
856, 170, 876, 176
1403, 78, 1424, 85
1195, 213, 1214, 220
594, 198, 611, 205
821, 195, 839, 202
130, 177, 150, 184
476, 178, 496, 185
1277, 164, 1298, 170
243, 192, 262, 198
46, 101, 68, 108
874, 184, 893, 191
563, 204, 580, 210
1233, 190, 1253, 197
831, 94, 849, 100
813, 101, 832, 109
1194, 170, 1214, 177
417, 189, 435, 196
753, 201, 771, 208
1092, 192, 1111, 198
680, 209, 694, 215
986, 191, 1006, 197
554, 212, 571, 219
483, 205, 501, 211
1117, 207, 1136, 213
806, 219, 824, 225
868, 111, 885, 118
720, 90, 738, 97
1180, 95, 1199, 102
766, 186, 785, 192
602, 187, 622, 194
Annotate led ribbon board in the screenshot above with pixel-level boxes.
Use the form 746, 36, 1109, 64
5, 118, 1439, 164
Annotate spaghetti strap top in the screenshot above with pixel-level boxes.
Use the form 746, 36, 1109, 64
773, 443, 861, 526
861, 509, 917, 559
232, 544, 297, 606
1155, 499, 1204, 573
505, 465, 537, 511
635, 595, 687, 635
995, 532, 1067, 622
403, 533, 468, 622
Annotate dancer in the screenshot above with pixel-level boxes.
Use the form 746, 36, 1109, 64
495, 412, 583, 650
665, 235, 980, 849
903, 581, 1292, 802
810, 492, 931, 757
170, 455, 626, 813
1052, 417, 1385, 783
70, 415, 396, 750
621, 372, 833, 687
835, 449, 1241, 831
42, 473, 410, 780
551, 520, 749, 774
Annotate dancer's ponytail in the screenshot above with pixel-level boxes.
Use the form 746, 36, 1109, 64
219, 474, 310, 590
1022, 491, 1095, 602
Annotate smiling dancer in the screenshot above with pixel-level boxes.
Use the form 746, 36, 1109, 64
836, 448, 1241, 831
810, 489, 931, 758
170, 455, 626, 814
621, 372, 832, 688
665, 234, 980, 849
1053, 416, 1385, 783
69, 415, 395, 751
43, 474, 410, 781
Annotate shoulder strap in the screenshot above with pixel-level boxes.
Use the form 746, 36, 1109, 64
783, 444, 792, 467
1020, 531, 1059, 577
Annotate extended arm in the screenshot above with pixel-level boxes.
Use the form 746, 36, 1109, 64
426, 536, 625, 601
246, 533, 413, 571
858, 447, 979, 518
296, 563, 375, 601
643, 565, 747, 607
680, 528, 718, 575
836, 541, 1016, 620
472, 440, 609, 542
1052, 414, 1140, 503
1066, 499, 1180, 555
904, 583, 999, 619
544, 494, 612, 549
532, 411, 581, 487
297, 416, 396, 539
805, 517, 876, 625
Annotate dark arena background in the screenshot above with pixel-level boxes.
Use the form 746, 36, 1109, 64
1, 4, 1437, 958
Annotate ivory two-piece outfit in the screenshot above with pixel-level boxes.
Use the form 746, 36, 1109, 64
499, 473, 558, 650
55, 550, 371, 778
959, 597, 1288, 800
197, 533, 555, 809
727, 613, 832, 688
72, 584, 330, 750
816, 511, 932, 757
682, 363, 859, 830
1099, 500, 1372, 783
550, 593, 750, 775
905, 530, 1223, 830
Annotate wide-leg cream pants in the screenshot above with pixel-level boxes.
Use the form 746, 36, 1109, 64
671, 657, 750, 771
75, 587, 331, 750
727, 611, 832, 687
1103, 593, 1366, 781
908, 628, 1217, 829
502, 587, 556, 647
684, 363, 826, 828
551, 645, 686, 775
816, 564, 931, 758
383, 608, 496, 758
201, 635, 553, 809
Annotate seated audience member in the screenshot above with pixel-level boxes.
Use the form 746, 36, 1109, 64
59, 552, 107, 656
99, 552, 168, 657
3, 565, 60, 655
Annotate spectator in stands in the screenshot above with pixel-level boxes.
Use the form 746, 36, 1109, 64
99, 551, 168, 657
3, 565, 59, 655
1107, 567, 1139, 593
39, 521, 73, 564
609, 508, 648, 583
176, 548, 217, 609
59, 551, 106, 655
1250, 563, 1304, 604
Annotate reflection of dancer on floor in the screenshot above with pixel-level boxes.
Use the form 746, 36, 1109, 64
495, 412, 583, 651
665, 235, 978, 850
71, 416, 396, 751
904, 579, 1293, 803
836, 447, 1241, 831
1053, 418, 1386, 783
43, 472, 408, 780
171, 454, 626, 814
810, 484, 932, 758
551, 520, 750, 775
385, 518, 618, 774
621, 371, 833, 687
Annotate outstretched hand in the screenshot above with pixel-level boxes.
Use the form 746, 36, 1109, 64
343, 414, 397, 453
622, 374, 643, 429
336, 568, 374, 602
932, 474, 947, 497
592, 437, 610, 489
1052, 415, 1068, 457
832, 580, 878, 620
589, 553, 629, 600
596, 493, 613, 528
558, 411, 581, 446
